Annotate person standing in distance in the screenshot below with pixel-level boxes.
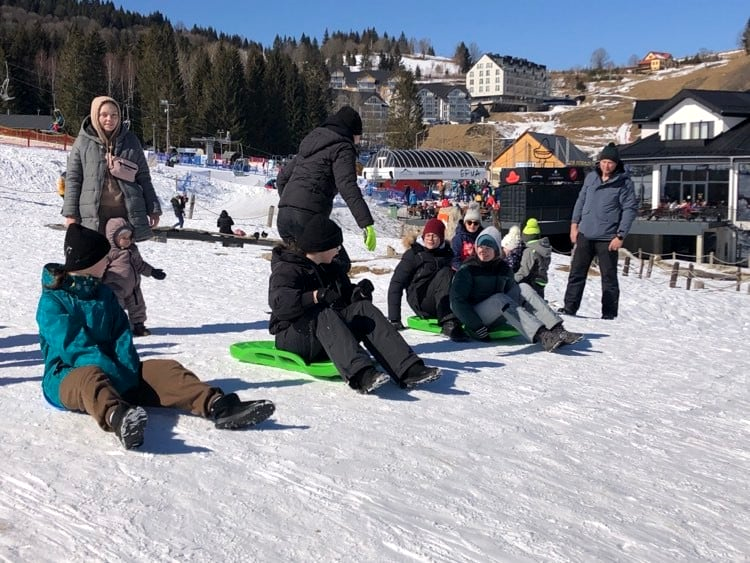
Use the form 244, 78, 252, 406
559, 143, 638, 320
276, 106, 376, 268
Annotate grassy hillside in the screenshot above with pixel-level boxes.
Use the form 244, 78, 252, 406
420, 51, 750, 160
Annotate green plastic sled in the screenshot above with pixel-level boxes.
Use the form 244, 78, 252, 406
406, 316, 519, 340
230, 341, 340, 378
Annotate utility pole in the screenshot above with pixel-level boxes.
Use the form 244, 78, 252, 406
160, 99, 174, 151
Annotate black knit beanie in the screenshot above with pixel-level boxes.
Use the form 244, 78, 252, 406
297, 216, 344, 253
63, 223, 111, 271
323, 106, 363, 139
599, 142, 620, 163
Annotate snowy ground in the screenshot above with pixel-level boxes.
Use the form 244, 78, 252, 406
0, 144, 748, 562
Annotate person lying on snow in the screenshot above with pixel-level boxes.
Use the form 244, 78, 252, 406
268, 215, 441, 394
36, 224, 275, 450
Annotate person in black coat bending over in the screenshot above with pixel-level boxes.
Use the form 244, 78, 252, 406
276, 106, 377, 269
268, 216, 440, 394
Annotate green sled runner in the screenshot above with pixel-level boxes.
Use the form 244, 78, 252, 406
230, 341, 340, 378
406, 316, 519, 340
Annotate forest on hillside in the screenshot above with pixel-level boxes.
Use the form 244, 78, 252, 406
0, 0, 473, 155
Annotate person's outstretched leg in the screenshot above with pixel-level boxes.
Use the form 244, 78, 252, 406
136, 359, 274, 429
519, 283, 562, 330
342, 301, 440, 388
58, 366, 147, 449
314, 307, 378, 382
474, 293, 543, 343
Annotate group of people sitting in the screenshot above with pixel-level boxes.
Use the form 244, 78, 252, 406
266, 204, 583, 397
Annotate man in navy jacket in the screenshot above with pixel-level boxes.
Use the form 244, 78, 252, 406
559, 143, 638, 320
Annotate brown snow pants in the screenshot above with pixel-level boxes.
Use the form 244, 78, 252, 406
58, 359, 220, 431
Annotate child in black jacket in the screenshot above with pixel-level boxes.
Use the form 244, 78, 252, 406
268, 216, 440, 394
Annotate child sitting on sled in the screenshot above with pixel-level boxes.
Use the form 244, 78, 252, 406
36, 224, 275, 450
268, 215, 441, 394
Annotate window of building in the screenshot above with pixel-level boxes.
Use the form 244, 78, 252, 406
690, 121, 714, 139
665, 123, 684, 140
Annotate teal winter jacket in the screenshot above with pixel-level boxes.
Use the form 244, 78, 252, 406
36, 265, 141, 408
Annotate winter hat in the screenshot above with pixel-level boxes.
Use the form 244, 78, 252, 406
475, 226, 502, 253
522, 217, 541, 236
422, 218, 445, 241
463, 203, 482, 223
90, 95, 121, 142
323, 106, 363, 139
501, 225, 522, 250
297, 215, 343, 253
63, 223, 112, 272
599, 142, 620, 163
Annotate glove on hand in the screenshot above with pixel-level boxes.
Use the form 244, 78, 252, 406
389, 319, 406, 331
472, 325, 490, 340
363, 225, 377, 252
316, 287, 342, 308
151, 268, 166, 280
351, 279, 375, 302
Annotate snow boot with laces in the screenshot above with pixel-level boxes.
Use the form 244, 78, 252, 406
109, 405, 148, 450
209, 393, 275, 429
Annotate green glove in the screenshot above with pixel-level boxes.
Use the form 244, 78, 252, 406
363, 225, 376, 251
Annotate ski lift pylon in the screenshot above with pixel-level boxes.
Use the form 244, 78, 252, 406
1, 61, 15, 102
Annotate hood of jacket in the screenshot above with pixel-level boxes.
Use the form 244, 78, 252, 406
296, 126, 354, 159
105, 217, 133, 249
526, 237, 552, 258
89, 95, 122, 144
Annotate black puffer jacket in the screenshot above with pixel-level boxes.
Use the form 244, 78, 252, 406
276, 127, 373, 229
387, 241, 454, 321
449, 257, 518, 332
268, 246, 354, 335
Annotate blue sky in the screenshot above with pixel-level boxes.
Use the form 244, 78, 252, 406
116, 0, 748, 70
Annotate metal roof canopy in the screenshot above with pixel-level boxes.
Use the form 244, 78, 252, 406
363, 148, 486, 182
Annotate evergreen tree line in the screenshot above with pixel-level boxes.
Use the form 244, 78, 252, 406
0, 0, 475, 154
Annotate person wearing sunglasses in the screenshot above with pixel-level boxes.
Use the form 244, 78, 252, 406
451, 203, 483, 271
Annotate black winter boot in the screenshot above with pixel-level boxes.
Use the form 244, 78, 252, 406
132, 323, 151, 337
534, 327, 564, 352
209, 393, 275, 429
398, 363, 441, 389
550, 323, 584, 346
440, 319, 469, 342
109, 404, 148, 450
348, 367, 390, 395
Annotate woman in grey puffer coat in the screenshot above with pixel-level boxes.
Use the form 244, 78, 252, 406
62, 96, 161, 242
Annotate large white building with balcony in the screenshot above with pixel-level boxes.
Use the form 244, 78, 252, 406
466, 54, 549, 108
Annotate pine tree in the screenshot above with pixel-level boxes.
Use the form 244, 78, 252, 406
743, 18, 750, 55
453, 42, 472, 73
204, 43, 249, 146
186, 47, 212, 139
262, 48, 292, 154
56, 27, 107, 133
385, 69, 424, 149
244, 47, 268, 151
136, 23, 186, 149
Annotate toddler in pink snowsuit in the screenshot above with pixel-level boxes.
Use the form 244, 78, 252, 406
103, 217, 166, 336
